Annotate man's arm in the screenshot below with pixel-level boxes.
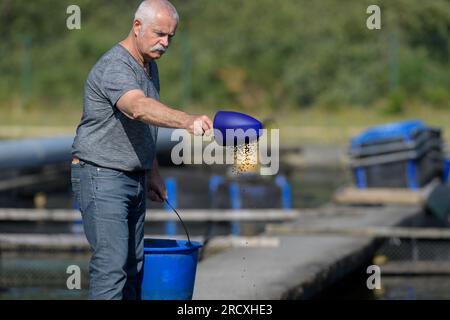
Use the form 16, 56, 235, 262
116, 89, 212, 135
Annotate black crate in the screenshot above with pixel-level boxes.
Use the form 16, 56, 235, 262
350, 127, 442, 158
351, 148, 444, 189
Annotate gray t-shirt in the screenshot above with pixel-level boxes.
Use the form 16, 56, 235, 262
72, 44, 160, 172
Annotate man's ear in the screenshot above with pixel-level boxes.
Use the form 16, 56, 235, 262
133, 20, 142, 37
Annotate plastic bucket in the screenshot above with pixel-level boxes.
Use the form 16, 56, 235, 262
141, 238, 203, 300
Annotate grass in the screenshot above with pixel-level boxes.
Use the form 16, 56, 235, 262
274, 105, 450, 147
1, 101, 449, 149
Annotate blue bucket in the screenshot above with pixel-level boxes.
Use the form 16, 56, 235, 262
141, 238, 203, 300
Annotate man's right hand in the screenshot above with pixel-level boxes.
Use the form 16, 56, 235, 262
184, 114, 213, 136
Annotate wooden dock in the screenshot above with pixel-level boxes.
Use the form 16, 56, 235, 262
193, 204, 428, 299
0, 208, 299, 222
333, 179, 440, 205
265, 225, 450, 239
0, 233, 280, 252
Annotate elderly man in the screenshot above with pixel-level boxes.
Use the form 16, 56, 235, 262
71, 0, 212, 300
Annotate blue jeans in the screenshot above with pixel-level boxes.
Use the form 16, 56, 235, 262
70, 159, 147, 300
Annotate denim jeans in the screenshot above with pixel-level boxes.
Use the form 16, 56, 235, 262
70, 159, 147, 300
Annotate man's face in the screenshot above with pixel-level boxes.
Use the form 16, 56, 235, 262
136, 11, 177, 61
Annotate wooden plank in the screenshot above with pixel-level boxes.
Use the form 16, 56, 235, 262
381, 261, 450, 276
0, 168, 63, 191
0, 208, 300, 222
147, 209, 300, 222
0, 233, 88, 251
206, 235, 280, 248
0, 234, 279, 251
333, 179, 440, 205
266, 224, 450, 239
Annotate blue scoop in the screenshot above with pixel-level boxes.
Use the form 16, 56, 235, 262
213, 111, 263, 146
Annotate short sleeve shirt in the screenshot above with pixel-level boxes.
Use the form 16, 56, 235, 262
72, 44, 160, 171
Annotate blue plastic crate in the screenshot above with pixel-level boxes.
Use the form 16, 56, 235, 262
444, 159, 450, 183
351, 119, 425, 150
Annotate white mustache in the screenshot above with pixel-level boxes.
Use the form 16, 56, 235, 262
150, 44, 166, 52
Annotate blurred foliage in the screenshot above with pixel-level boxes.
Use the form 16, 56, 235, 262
0, 0, 448, 118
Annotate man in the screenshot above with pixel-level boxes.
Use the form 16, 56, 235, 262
71, 0, 212, 300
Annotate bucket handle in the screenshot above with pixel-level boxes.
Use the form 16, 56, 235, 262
165, 199, 192, 246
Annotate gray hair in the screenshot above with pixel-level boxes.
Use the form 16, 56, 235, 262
134, 0, 179, 30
